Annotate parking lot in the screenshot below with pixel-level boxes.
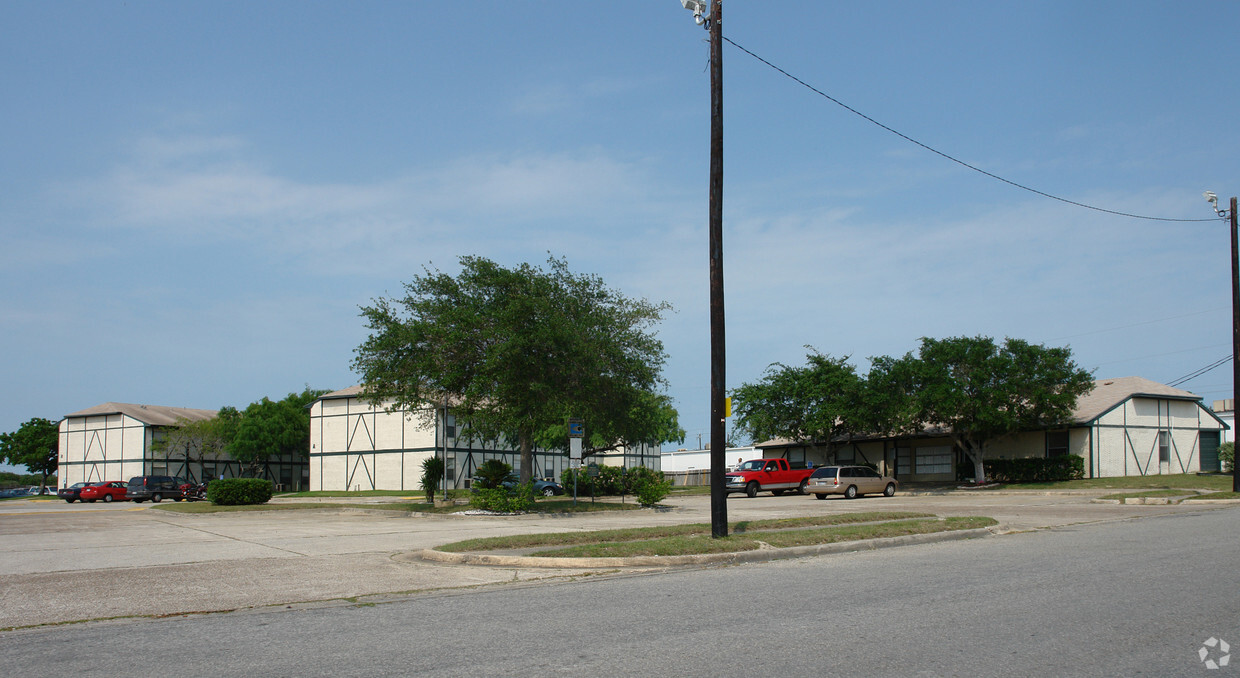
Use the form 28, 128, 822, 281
1, 490, 1232, 630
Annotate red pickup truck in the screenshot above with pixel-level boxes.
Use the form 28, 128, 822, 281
725, 459, 815, 498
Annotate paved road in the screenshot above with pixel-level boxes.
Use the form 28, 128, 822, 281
3, 504, 1236, 676
0, 490, 1228, 630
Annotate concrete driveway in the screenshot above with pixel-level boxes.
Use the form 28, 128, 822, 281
0, 490, 1228, 630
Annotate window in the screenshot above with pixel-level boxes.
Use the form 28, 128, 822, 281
896, 448, 911, 475
444, 414, 456, 439
916, 446, 953, 475
1159, 431, 1170, 463
1047, 431, 1069, 458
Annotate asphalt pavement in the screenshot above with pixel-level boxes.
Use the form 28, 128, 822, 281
0, 489, 1230, 630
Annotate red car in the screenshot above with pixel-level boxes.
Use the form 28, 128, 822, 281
79, 481, 128, 503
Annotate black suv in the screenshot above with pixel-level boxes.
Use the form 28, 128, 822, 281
126, 475, 186, 503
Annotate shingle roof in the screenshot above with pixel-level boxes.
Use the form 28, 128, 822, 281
63, 402, 218, 426
1070, 376, 1200, 423
317, 386, 467, 407
320, 386, 365, 399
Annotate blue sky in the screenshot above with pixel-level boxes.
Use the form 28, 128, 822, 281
4, 1, 1240, 472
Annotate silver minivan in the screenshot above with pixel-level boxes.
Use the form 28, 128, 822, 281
807, 465, 897, 499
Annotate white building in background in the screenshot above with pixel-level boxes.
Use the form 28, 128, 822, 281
756, 377, 1228, 480
58, 402, 311, 490
660, 446, 757, 472
58, 403, 216, 487
308, 387, 662, 492
1213, 399, 1234, 444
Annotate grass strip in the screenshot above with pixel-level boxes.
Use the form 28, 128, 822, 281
533, 517, 997, 558
1183, 491, 1240, 501
153, 497, 645, 514
152, 502, 392, 513
437, 512, 934, 553
1002, 474, 1232, 491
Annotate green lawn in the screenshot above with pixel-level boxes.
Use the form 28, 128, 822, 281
534, 517, 996, 558
153, 496, 644, 514
277, 490, 438, 499
1001, 474, 1232, 491
1185, 491, 1240, 501
435, 511, 970, 557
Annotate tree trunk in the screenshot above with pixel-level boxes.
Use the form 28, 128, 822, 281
519, 430, 533, 484
972, 453, 987, 485
958, 438, 987, 484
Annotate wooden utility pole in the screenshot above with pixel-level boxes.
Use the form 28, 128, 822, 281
707, 0, 727, 538
1231, 196, 1239, 492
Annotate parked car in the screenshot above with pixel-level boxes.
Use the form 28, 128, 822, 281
79, 481, 129, 503
725, 458, 816, 498
472, 473, 565, 497
502, 473, 564, 497
807, 465, 898, 499
126, 475, 187, 503
58, 482, 104, 503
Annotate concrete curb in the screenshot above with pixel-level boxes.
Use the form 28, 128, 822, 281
411, 527, 995, 569
1090, 497, 1240, 505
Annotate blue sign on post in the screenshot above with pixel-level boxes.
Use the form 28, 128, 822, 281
568, 418, 585, 438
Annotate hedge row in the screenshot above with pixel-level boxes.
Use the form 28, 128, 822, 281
959, 456, 1085, 483
560, 466, 668, 498
206, 478, 274, 505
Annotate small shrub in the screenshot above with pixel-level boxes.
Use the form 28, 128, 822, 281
1219, 442, 1234, 473
473, 460, 512, 490
470, 484, 535, 513
597, 465, 626, 495
560, 467, 590, 495
622, 466, 663, 492
207, 478, 274, 505
631, 475, 672, 507
421, 456, 445, 502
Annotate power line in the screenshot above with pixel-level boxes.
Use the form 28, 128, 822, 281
1168, 355, 1232, 387
723, 36, 1219, 224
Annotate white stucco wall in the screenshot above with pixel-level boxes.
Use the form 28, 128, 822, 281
1091, 397, 1220, 477
309, 396, 440, 492
58, 413, 151, 486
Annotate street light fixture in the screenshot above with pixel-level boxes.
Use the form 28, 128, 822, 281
681, 0, 710, 25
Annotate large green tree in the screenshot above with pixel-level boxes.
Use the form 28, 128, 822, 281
889, 336, 1094, 484
731, 350, 864, 456
151, 413, 235, 480
352, 256, 678, 483
0, 417, 59, 488
228, 388, 328, 476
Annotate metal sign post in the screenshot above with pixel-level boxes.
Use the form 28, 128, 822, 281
569, 418, 584, 506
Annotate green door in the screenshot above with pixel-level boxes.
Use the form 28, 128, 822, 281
1200, 431, 1221, 473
